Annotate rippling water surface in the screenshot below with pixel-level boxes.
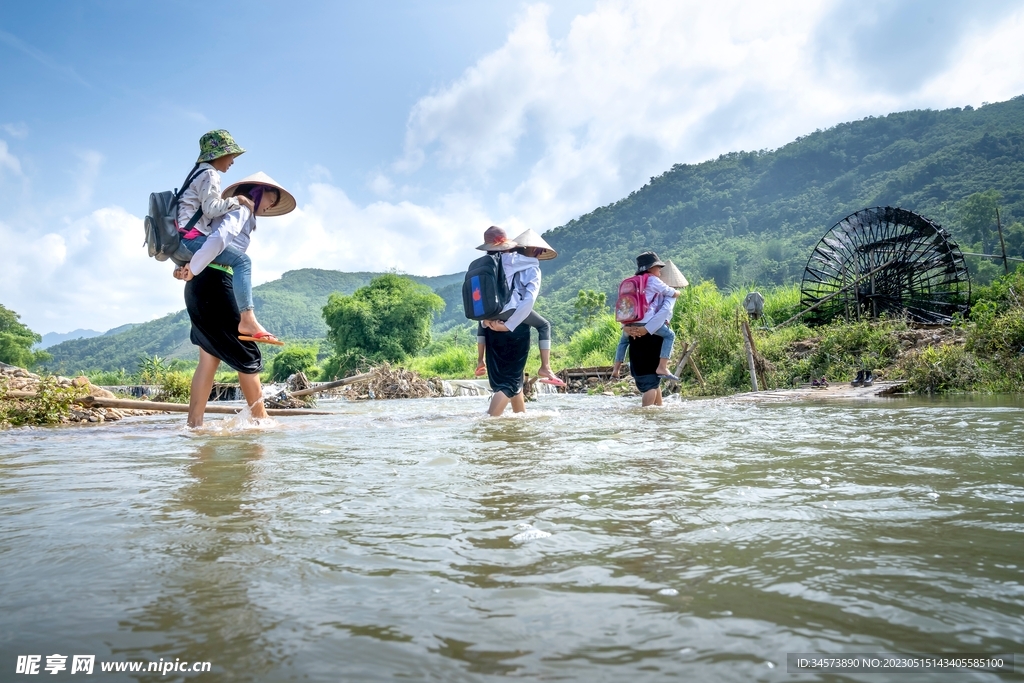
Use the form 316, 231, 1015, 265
1, 394, 1022, 682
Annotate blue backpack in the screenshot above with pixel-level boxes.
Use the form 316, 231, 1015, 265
463, 253, 517, 320
143, 164, 205, 266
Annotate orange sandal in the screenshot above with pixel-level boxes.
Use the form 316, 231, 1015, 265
238, 331, 285, 346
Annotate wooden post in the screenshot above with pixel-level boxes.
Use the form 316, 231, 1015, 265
672, 342, 697, 378
666, 342, 705, 389
997, 207, 1009, 275
741, 320, 758, 392
687, 353, 706, 388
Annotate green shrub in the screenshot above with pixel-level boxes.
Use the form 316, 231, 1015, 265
156, 371, 192, 404
899, 344, 982, 393
322, 274, 444, 376
564, 315, 620, 367
0, 376, 84, 427
407, 346, 476, 378
270, 345, 319, 382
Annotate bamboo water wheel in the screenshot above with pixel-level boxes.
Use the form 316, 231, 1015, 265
800, 207, 970, 324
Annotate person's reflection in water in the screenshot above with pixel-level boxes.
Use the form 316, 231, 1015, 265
112, 441, 279, 678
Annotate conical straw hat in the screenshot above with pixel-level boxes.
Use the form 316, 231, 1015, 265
661, 260, 689, 288
222, 171, 297, 217
510, 228, 558, 260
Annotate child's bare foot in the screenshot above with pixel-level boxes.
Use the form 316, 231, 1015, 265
238, 310, 265, 337
238, 322, 267, 337
537, 366, 566, 387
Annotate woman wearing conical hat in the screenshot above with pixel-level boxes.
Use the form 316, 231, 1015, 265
475, 227, 565, 392
173, 171, 296, 426
175, 171, 296, 345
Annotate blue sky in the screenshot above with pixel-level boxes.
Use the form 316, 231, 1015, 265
2, 0, 1023, 334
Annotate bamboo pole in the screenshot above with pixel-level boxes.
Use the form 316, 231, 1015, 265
997, 207, 1009, 275
287, 372, 376, 398
773, 259, 896, 329
75, 396, 331, 416
960, 251, 1024, 263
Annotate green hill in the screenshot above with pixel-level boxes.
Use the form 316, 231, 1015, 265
44, 269, 463, 373
539, 96, 1024, 326
46, 96, 1024, 372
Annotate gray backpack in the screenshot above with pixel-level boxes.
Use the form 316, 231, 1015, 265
143, 164, 205, 266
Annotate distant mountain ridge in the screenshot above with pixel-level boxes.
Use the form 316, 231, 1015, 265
37, 329, 103, 349
45, 96, 1024, 372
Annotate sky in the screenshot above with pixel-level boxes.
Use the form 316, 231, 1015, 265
2, 0, 1024, 334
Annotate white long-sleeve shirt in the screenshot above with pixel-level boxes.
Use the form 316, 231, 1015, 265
499, 252, 541, 332
188, 207, 254, 275
176, 163, 241, 235
638, 275, 678, 334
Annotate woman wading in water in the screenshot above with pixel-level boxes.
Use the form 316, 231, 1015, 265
173, 174, 297, 426
474, 227, 534, 416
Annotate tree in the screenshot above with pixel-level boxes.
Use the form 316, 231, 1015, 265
321, 274, 444, 377
959, 190, 1001, 250
573, 289, 607, 325
0, 304, 49, 368
270, 345, 319, 381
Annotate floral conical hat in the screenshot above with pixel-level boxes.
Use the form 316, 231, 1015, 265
661, 260, 689, 288
510, 229, 558, 260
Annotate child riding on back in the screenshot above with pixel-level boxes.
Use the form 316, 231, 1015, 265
611, 251, 680, 381
474, 226, 564, 386
174, 167, 297, 345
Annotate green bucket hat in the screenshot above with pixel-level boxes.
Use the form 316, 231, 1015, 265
197, 129, 245, 163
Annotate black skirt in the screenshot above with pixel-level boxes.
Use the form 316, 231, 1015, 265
184, 267, 263, 375
628, 330, 662, 394
484, 323, 531, 398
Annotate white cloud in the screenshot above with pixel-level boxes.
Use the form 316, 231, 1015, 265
400, 0, 1024, 233
245, 183, 493, 284
0, 140, 22, 176
2, 122, 29, 139
0, 208, 184, 333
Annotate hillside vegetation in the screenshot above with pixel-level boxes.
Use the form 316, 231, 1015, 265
45, 96, 1024, 373
536, 96, 1024, 332
44, 269, 461, 373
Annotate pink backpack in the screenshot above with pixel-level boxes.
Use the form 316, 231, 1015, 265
614, 274, 649, 323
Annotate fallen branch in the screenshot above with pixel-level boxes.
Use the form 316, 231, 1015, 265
287, 372, 376, 398
75, 395, 331, 416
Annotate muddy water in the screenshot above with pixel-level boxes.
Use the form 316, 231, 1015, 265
1, 394, 1021, 681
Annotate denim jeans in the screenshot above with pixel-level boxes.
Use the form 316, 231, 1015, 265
615, 323, 675, 363
182, 236, 254, 312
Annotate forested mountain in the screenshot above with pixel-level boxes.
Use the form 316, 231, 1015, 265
536, 96, 1024, 327
47, 96, 1024, 371
45, 269, 462, 373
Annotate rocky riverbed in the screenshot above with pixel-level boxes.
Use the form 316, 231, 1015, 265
0, 364, 159, 427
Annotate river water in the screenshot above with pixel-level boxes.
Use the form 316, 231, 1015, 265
1, 394, 1021, 682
